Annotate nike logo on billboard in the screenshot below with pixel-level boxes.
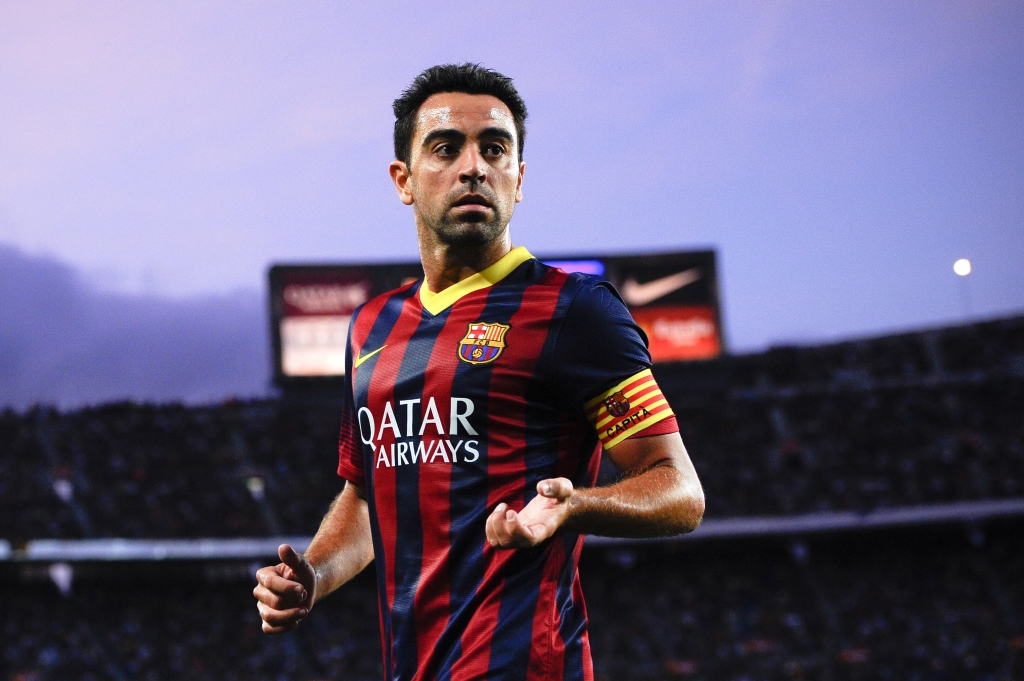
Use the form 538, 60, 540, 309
621, 268, 701, 307
354, 345, 387, 369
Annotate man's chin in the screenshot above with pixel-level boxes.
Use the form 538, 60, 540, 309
432, 219, 504, 247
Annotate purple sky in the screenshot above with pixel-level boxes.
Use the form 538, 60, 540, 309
1, 2, 1022, 406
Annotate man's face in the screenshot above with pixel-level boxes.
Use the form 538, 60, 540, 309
391, 92, 524, 247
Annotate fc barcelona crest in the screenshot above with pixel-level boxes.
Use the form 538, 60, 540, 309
459, 322, 510, 365
603, 391, 631, 417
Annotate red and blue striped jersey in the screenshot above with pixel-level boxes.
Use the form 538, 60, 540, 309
337, 247, 678, 681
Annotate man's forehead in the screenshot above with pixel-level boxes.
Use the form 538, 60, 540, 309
416, 92, 515, 136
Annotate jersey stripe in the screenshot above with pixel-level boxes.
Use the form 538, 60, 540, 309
554, 448, 596, 680
391, 307, 455, 680
352, 282, 415, 373
438, 273, 531, 681
349, 283, 419, 675
365, 289, 430, 679
410, 292, 490, 681
562, 563, 593, 681
525, 537, 565, 679
484, 267, 569, 680
523, 271, 606, 681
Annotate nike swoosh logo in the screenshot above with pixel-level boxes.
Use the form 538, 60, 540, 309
354, 345, 387, 369
621, 268, 701, 307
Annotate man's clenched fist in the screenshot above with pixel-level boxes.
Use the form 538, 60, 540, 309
253, 544, 317, 634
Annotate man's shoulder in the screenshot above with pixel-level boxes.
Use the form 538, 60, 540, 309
509, 263, 632, 331
554, 273, 646, 348
351, 280, 420, 323
523, 260, 619, 300
557, 272, 628, 314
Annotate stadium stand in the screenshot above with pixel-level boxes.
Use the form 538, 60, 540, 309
589, 526, 1024, 680
3, 524, 1022, 680
2, 315, 1022, 540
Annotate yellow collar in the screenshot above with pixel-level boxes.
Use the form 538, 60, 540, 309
419, 246, 534, 315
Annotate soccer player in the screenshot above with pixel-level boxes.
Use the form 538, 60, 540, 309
253, 63, 705, 680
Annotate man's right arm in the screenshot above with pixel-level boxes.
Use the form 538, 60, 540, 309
253, 481, 373, 634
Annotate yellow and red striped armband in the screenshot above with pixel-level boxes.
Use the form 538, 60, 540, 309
584, 369, 675, 449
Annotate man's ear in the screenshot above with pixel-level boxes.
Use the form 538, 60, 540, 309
389, 160, 414, 206
515, 160, 525, 203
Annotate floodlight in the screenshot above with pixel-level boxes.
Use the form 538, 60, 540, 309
954, 259, 971, 276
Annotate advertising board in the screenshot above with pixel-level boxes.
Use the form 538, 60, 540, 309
269, 250, 722, 388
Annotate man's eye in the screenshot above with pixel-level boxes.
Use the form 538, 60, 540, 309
436, 144, 458, 156
483, 144, 505, 157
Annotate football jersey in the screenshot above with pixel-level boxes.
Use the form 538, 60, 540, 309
337, 247, 678, 681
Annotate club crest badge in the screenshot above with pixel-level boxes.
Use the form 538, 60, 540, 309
459, 322, 510, 365
603, 391, 631, 417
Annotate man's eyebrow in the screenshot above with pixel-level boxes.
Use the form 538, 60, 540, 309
478, 127, 515, 143
420, 128, 466, 148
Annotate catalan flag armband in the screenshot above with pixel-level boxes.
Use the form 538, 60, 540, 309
584, 369, 675, 449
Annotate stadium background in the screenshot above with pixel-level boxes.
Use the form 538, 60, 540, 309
3, 309, 1023, 679
2, 3, 1024, 680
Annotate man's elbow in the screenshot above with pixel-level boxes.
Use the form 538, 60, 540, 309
670, 478, 705, 535
680, 490, 705, 533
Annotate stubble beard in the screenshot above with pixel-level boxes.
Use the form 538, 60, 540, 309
424, 186, 509, 248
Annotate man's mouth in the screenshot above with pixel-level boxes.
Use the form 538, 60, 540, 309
451, 194, 493, 210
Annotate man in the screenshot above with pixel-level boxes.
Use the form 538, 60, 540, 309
253, 63, 705, 681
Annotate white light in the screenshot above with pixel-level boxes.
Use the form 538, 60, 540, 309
954, 258, 971, 276
52, 478, 74, 502
49, 562, 74, 596
247, 476, 265, 500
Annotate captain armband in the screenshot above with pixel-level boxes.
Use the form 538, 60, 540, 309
584, 369, 675, 449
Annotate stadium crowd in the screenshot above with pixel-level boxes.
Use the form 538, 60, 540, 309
4, 526, 1022, 680
586, 526, 1024, 680
673, 378, 1024, 517
1, 315, 1022, 541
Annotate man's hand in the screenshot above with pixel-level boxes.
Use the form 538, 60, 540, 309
486, 478, 573, 549
253, 544, 316, 634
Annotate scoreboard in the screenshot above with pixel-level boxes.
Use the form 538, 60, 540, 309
269, 250, 723, 389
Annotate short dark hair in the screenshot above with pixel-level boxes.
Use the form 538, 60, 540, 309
392, 63, 527, 166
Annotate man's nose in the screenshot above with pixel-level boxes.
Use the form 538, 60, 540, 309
458, 145, 486, 184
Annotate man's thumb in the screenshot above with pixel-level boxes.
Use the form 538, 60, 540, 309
279, 544, 306, 570
539, 478, 573, 499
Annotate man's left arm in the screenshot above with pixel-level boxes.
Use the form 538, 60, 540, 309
485, 432, 704, 548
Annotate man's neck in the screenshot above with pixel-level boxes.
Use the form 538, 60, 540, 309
417, 224, 513, 293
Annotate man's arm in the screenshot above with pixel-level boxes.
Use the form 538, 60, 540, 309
485, 432, 704, 548
253, 481, 374, 634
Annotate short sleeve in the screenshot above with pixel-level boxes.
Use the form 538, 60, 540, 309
337, 327, 364, 487
552, 278, 678, 448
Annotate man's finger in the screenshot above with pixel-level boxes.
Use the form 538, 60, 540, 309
538, 478, 573, 499
257, 601, 309, 627
257, 568, 305, 598
255, 563, 285, 581
253, 584, 283, 609
485, 506, 502, 546
262, 620, 299, 635
493, 505, 516, 546
504, 509, 537, 546
254, 584, 305, 610
486, 503, 509, 546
